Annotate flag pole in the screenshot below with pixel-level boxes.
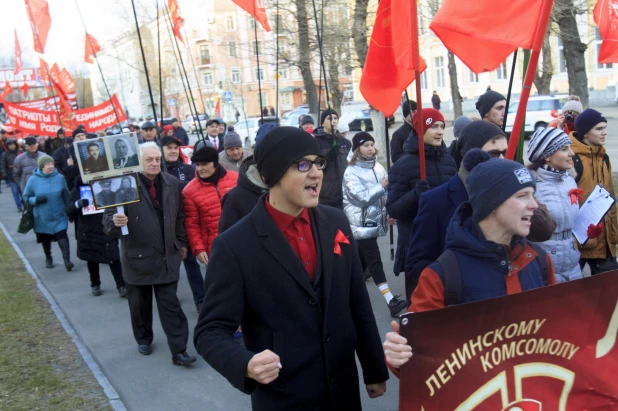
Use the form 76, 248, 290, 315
384, 115, 395, 260
505, 0, 554, 160
157, 0, 164, 126
502, 50, 518, 132
254, 23, 264, 122
275, 0, 280, 119
311, 0, 334, 136
409, 0, 425, 180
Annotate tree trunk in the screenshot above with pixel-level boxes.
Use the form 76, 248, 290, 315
533, 28, 553, 95
294, 0, 319, 116
555, 0, 589, 107
370, 110, 387, 163
447, 51, 463, 120
326, 52, 342, 113
352, 0, 369, 68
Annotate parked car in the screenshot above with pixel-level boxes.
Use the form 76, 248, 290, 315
235, 116, 279, 147
182, 113, 209, 134
282, 105, 310, 127
338, 107, 395, 132
505, 95, 568, 135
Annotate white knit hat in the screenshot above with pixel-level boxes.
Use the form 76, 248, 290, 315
562, 99, 584, 114
527, 127, 572, 163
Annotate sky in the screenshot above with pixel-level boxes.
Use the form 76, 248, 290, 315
0, 0, 171, 74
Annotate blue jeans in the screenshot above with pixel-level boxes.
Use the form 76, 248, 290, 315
183, 252, 205, 305
7, 181, 22, 209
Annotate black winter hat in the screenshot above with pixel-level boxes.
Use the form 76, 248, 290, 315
191, 146, 219, 164
457, 120, 506, 157
475, 90, 506, 120
254, 126, 322, 187
301, 115, 314, 126
401, 100, 417, 119
464, 149, 536, 223
25, 137, 37, 145
352, 132, 375, 151
320, 108, 339, 126
161, 136, 181, 146
72, 128, 86, 138
574, 108, 607, 140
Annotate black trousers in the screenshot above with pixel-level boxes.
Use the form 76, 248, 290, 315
357, 238, 387, 285
579, 247, 618, 275
87, 260, 126, 288
126, 281, 189, 354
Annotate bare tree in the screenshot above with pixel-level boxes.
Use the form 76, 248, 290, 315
534, 28, 554, 95
352, 0, 370, 68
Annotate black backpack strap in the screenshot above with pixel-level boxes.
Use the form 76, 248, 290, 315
572, 154, 583, 184
604, 153, 612, 173
435, 249, 462, 306
528, 242, 549, 286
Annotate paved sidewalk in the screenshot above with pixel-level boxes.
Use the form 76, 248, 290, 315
0, 187, 403, 410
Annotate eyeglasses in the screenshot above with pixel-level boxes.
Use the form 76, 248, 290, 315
294, 158, 327, 172
487, 149, 507, 158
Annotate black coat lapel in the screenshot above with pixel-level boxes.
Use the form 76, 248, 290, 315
311, 207, 335, 311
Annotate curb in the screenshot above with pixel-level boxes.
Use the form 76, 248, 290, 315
0, 221, 127, 411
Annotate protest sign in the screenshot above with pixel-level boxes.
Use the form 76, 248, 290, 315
90, 174, 140, 209
79, 186, 103, 215
399, 271, 618, 410
74, 94, 126, 132
2, 99, 61, 135
74, 133, 142, 183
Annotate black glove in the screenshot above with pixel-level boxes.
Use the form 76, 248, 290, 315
414, 180, 431, 197
35, 196, 48, 205
77, 198, 89, 208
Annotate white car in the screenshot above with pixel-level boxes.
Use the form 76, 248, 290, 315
234, 116, 279, 148
505, 95, 568, 135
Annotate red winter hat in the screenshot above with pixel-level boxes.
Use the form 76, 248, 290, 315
163, 124, 174, 136
414, 108, 445, 137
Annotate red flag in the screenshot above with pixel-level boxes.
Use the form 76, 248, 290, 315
0, 83, 13, 100
19, 83, 29, 95
14, 29, 22, 75
24, 0, 52, 54
594, 0, 618, 63
38, 57, 50, 85
430, 0, 546, 73
168, 0, 185, 43
52, 79, 76, 131
232, 0, 271, 32
60, 68, 76, 94
84, 32, 101, 64
359, 0, 427, 117
214, 98, 221, 118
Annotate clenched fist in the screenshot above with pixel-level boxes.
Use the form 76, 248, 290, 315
246, 349, 282, 384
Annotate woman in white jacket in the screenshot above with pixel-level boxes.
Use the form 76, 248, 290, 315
527, 127, 584, 282
343, 132, 407, 316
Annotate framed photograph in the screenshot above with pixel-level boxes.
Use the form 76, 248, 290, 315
75, 133, 143, 182
79, 186, 103, 215
90, 174, 141, 209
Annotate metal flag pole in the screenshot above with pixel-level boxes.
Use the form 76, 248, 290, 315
254, 22, 264, 122
157, 0, 164, 125
502, 50, 518, 132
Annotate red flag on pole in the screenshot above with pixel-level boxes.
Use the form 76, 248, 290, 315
60, 68, 76, 94
168, 0, 185, 43
430, 0, 547, 73
14, 29, 22, 75
0, 83, 13, 100
594, 0, 618, 63
232, 0, 271, 32
359, 0, 427, 117
84, 33, 101, 64
19, 83, 29, 96
215, 98, 221, 118
24, 0, 52, 54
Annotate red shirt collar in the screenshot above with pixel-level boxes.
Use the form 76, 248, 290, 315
264, 196, 310, 233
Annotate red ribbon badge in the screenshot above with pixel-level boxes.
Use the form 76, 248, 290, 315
334, 229, 350, 256
569, 188, 584, 205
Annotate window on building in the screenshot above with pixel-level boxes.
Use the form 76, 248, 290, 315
278, 68, 289, 79
255, 68, 265, 81
275, 14, 285, 31
252, 40, 262, 56
420, 71, 428, 89
228, 41, 237, 58
226, 15, 235, 31
281, 92, 291, 108
202, 71, 214, 86
434, 56, 445, 88
257, 92, 268, 107
249, 17, 257, 30
418, 6, 425, 35
595, 28, 613, 69
199, 45, 210, 65
469, 70, 479, 83
495, 61, 507, 80
231, 68, 241, 83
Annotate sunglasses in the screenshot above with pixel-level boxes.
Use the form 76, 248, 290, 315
487, 149, 507, 158
294, 158, 327, 172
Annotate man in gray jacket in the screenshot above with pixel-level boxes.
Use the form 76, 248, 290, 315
13, 137, 44, 191
218, 128, 251, 171
103, 142, 196, 366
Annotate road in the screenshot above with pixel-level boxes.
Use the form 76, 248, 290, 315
0, 189, 404, 410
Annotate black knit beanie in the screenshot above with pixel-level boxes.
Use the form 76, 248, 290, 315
352, 132, 375, 151
191, 146, 219, 165
574, 108, 607, 140
401, 100, 417, 119
254, 126, 322, 187
475, 90, 506, 120
72, 128, 86, 138
457, 120, 507, 157
320, 108, 339, 126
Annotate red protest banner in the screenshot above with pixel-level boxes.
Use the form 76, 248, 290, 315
74, 94, 126, 132
2, 99, 60, 136
399, 271, 618, 410
18, 94, 78, 111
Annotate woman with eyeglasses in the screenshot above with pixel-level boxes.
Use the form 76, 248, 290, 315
527, 127, 586, 283
342, 132, 407, 317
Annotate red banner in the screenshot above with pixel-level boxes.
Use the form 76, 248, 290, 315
3, 99, 60, 135
399, 271, 618, 410
18, 94, 78, 111
74, 94, 126, 132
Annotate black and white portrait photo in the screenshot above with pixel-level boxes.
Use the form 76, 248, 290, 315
91, 175, 140, 208
110, 136, 139, 169
77, 140, 110, 175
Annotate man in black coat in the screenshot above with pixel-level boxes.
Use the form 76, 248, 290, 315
112, 138, 139, 169
82, 142, 109, 174
171, 118, 190, 146
194, 127, 388, 410
391, 100, 416, 163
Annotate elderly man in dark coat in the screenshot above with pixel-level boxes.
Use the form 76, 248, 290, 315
103, 142, 196, 366
194, 127, 388, 410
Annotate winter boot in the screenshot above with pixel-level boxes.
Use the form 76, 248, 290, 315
57, 238, 74, 271
42, 242, 54, 268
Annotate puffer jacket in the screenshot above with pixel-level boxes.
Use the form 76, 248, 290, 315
22, 168, 70, 235
342, 157, 387, 240
183, 167, 238, 255
314, 128, 352, 207
386, 131, 457, 274
0, 139, 21, 183
530, 168, 581, 282
570, 133, 618, 259
13, 150, 44, 191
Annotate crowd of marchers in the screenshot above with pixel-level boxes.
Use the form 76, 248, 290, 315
0, 88, 616, 409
